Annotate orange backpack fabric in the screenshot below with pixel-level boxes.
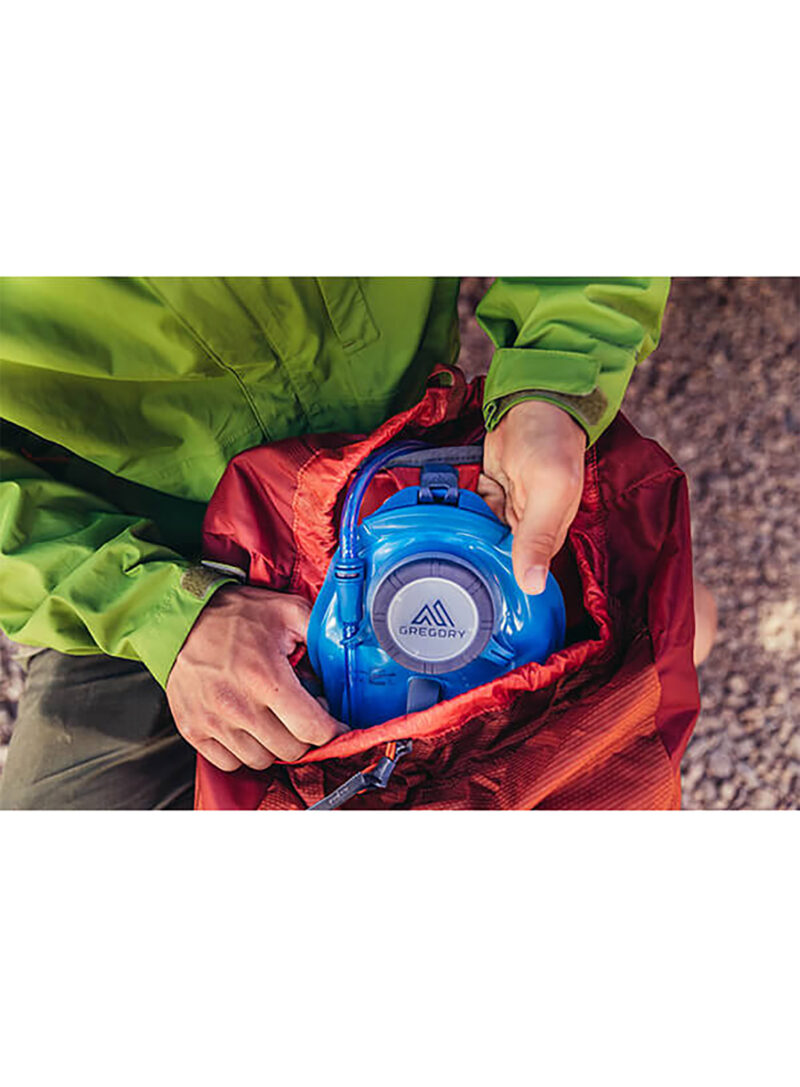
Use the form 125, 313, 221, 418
196, 368, 699, 810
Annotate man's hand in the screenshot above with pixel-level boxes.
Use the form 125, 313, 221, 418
166, 585, 346, 772
480, 399, 587, 595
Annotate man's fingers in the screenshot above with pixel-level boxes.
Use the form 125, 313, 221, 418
511, 472, 574, 595
237, 709, 310, 764
222, 728, 279, 771
197, 715, 276, 771
196, 737, 243, 773
477, 472, 507, 522
481, 399, 587, 597
209, 696, 313, 765
196, 713, 308, 771
168, 586, 348, 772
253, 657, 348, 746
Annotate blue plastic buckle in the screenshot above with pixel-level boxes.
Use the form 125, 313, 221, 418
418, 463, 459, 505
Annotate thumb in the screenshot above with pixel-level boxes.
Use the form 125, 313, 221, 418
511, 481, 568, 596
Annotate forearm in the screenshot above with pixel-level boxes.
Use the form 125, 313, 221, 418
0, 445, 232, 686
478, 277, 670, 444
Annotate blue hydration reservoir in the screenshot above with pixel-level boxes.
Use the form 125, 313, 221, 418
306, 443, 566, 729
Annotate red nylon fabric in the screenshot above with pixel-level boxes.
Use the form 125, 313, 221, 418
196, 367, 699, 810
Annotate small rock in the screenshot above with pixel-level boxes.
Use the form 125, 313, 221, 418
727, 675, 749, 696
719, 781, 738, 806
740, 707, 764, 723
749, 788, 778, 810
683, 762, 705, 793
724, 716, 748, 739
761, 562, 781, 586
778, 719, 797, 745
737, 761, 761, 789
779, 764, 799, 799
787, 734, 800, 761
708, 747, 734, 779
689, 734, 717, 759
699, 780, 718, 805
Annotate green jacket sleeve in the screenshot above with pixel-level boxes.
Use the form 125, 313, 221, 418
477, 277, 670, 445
0, 445, 233, 687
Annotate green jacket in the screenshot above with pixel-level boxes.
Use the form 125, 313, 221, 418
0, 277, 670, 685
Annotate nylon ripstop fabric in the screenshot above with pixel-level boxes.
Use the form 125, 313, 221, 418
196, 366, 699, 810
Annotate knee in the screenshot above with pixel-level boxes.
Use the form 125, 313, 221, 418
693, 579, 717, 666
0, 772, 41, 810
0, 756, 63, 808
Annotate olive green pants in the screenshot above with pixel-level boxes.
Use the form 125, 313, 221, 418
0, 650, 195, 810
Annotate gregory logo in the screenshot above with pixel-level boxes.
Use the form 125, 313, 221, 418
381, 574, 483, 665
410, 600, 455, 628
400, 598, 466, 641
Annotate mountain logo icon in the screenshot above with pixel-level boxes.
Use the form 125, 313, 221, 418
410, 599, 455, 628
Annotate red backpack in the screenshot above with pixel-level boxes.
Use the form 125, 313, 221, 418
196, 367, 699, 810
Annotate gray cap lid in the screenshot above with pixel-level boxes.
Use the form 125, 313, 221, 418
370, 557, 494, 675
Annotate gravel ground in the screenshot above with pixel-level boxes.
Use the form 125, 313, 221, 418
1, 277, 798, 808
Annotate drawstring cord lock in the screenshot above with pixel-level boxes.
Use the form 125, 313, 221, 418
309, 739, 412, 811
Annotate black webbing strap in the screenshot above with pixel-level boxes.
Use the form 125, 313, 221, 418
385, 444, 484, 468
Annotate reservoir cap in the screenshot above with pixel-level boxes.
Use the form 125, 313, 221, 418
370, 557, 494, 675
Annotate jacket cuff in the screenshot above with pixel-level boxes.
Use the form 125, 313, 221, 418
483, 388, 605, 444
483, 347, 621, 445
484, 348, 600, 401
127, 564, 237, 688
